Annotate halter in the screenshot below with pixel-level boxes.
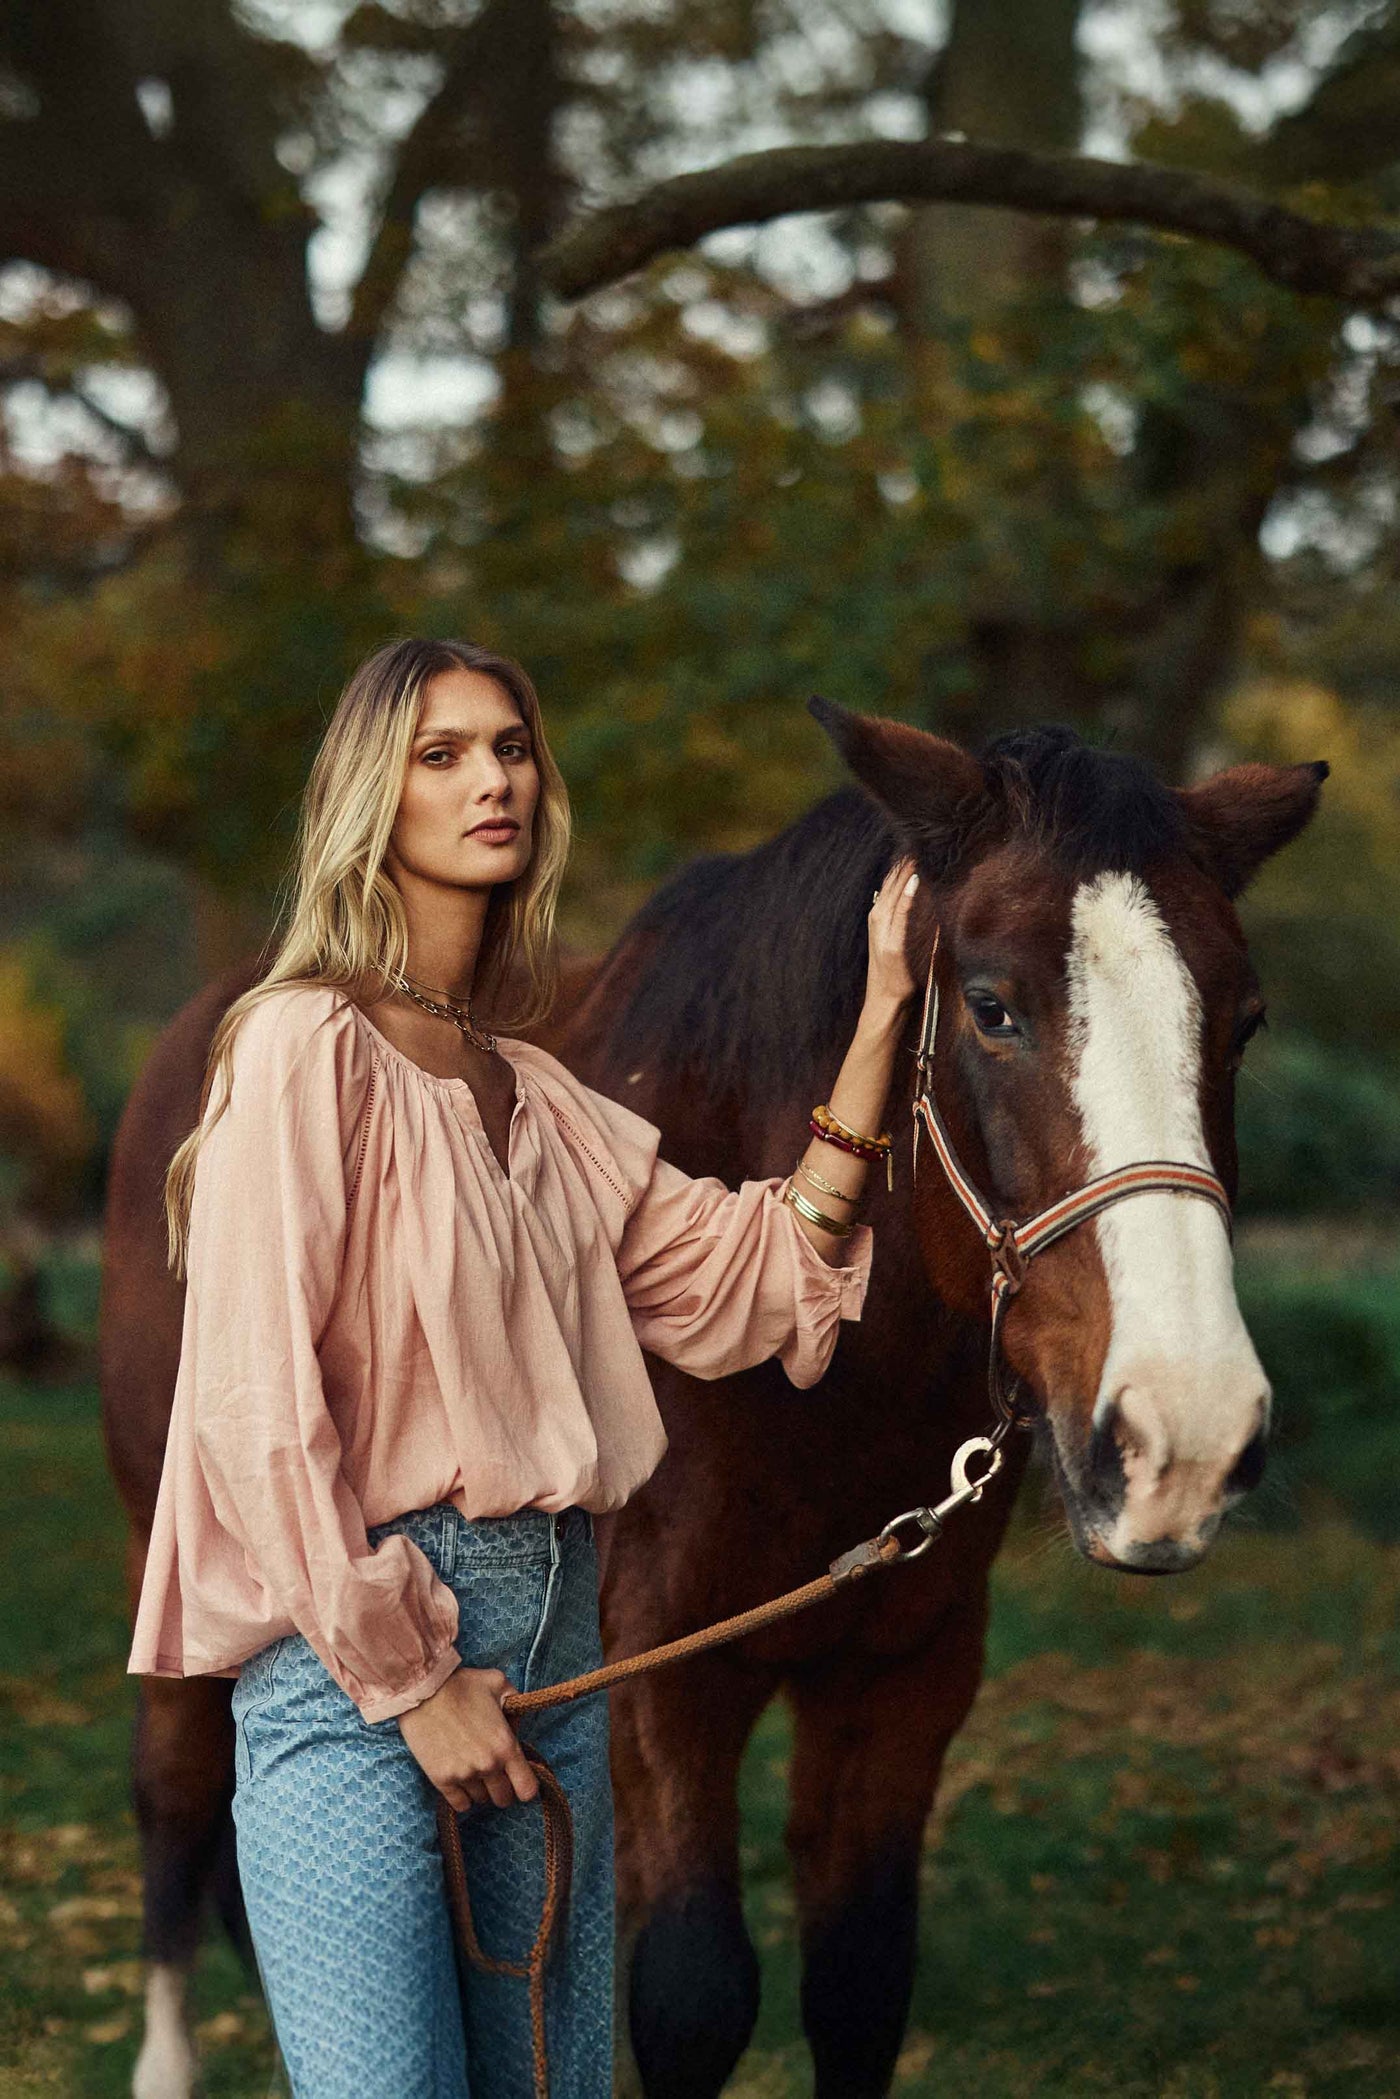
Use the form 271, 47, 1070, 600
910, 928, 1233, 1435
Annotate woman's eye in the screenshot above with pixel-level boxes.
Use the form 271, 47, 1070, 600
499, 741, 530, 760
967, 992, 1017, 1038
422, 747, 453, 766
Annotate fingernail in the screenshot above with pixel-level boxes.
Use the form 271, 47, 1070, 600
904, 873, 919, 894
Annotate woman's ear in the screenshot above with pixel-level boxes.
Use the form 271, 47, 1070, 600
1176, 760, 1328, 897
808, 696, 987, 869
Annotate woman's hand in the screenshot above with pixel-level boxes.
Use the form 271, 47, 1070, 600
398, 1664, 539, 1811
782, 852, 923, 1264
862, 854, 920, 1019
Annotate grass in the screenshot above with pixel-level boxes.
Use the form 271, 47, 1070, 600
732, 1508, 1400, 2098
2, 1348, 1398, 2096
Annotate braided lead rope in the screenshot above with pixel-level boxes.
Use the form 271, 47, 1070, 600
435, 1454, 1006, 2099
436, 1751, 572, 2099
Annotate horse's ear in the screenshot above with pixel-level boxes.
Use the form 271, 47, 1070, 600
808, 696, 986, 859
1176, 760, 1328, 897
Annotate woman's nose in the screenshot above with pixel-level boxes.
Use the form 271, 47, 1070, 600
469, 754, 511, 799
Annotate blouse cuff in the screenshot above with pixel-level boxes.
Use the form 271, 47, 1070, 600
787, 1206, 874, 1321
356, 1643, 462, 1726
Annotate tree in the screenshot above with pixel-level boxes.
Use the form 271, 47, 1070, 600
2, 0, 1400, 885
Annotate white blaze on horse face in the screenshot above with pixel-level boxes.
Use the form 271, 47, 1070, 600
1065, 873, 1269, 1563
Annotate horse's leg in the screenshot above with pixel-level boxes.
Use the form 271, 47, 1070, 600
614, 1654, 779, 2099
130, 1673, 245, 2099
784, 1604, 989, 2099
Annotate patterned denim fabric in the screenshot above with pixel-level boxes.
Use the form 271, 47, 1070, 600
230, 1503, 612, 2099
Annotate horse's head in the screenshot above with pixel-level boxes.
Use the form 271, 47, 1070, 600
812, 700, 1326, 1575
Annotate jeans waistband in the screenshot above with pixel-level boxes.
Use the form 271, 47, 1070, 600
365, 1500, 593, 1575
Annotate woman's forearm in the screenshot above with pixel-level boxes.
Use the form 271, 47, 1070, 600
782, 852, 921, 1266
786, 995, 907, 1264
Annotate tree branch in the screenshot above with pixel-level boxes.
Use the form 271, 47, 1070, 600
0, 352, 165, 470
1256, 10, 1400, 187
345, 0, 521, 361
538, 137, 1400, 308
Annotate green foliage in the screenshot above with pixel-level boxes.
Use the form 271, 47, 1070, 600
1237, 1256, 1400, 1542
376, 229, 1334, 890
1236, 1031, 1400, 1216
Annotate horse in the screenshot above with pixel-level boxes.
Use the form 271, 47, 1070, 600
98, 705, 1324, 2098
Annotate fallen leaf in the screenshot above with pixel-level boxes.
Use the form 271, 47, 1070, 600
195, 2011, 247, 2042
83, 1960, 144, 1997
84, 2016, 131, 2044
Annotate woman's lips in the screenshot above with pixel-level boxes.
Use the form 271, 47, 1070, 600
467, 821, 520, 844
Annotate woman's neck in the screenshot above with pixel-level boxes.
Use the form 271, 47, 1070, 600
392, 861, 492, 1002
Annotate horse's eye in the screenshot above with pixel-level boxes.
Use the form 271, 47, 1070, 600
967, 991, 1018, 1039
1229, 1005, 1267, 1070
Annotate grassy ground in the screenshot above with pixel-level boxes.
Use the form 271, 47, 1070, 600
2, 1365, 1398, 2099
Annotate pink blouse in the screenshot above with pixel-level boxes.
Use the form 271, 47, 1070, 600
127, 985, 872, 1723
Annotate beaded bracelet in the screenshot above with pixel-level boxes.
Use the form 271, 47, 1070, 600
811, 1101, 891, 1155
807, 1116, 880, 1161
783, 1179, 856, 1237
809, 1103, 894, 1191
813, 1100, 890, 1149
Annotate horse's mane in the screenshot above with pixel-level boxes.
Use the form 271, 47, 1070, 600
594, 725, 1184, 1109
980, 723, 1185, 876
601, 786, 893, 1109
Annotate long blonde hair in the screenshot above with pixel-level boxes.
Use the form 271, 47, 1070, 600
164, 636, 571, 1275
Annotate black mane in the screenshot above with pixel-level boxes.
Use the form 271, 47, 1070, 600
595, 787, 892, 1109
592, 726, 1183, 1108
980, 724, 1185, 874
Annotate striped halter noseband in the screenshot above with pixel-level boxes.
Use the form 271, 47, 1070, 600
910, 928, 1233, 1432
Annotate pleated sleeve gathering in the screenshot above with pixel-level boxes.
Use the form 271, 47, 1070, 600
525, 1055, 873, 1388
617, 1155, 873, 1386
178, 989, 463, 1723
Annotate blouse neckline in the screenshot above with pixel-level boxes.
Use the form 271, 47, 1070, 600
340, 996, 528, 1185
341, 994, 521, 1092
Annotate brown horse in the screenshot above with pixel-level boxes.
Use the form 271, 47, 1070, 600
99, 707, 1323, 2097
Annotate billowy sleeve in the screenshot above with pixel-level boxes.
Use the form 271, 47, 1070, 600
181, 990, 462, 1723
524, 1049, 872, 1388
617, 1153, 872, 1386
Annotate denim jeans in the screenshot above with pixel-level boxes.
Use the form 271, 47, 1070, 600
230, 1503, 612, 2099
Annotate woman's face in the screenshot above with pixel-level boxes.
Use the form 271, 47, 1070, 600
389, 667, 541, 893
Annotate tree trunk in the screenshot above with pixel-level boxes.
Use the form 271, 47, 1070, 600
901, 0, 1085, 335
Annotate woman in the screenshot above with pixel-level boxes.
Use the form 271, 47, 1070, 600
128, 636, 918, 2099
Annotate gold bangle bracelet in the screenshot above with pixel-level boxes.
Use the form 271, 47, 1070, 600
784, 1179, 856, 1237
795, 1155, 859, 1203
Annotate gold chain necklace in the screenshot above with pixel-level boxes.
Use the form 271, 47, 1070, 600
394, 973, 497, 1053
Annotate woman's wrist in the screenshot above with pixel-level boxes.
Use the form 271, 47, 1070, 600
854, 988, 910, 1043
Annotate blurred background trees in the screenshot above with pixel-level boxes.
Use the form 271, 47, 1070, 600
1, 0, 1399, 1394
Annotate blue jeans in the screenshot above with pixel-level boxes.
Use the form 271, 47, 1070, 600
230, 1503, 612, 2099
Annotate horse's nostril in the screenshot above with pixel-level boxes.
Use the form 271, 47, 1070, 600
1225, 1428, 1268, 1498
1087, 1406, 1126, 1496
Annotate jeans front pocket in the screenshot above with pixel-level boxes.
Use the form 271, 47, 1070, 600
231, 1639, 283, 1792
450, 1560, 552, 1685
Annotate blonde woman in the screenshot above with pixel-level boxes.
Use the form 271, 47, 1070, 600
128, 636, 919, 2098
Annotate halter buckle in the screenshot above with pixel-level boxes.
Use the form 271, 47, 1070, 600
987, 1222, 1026, 1294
